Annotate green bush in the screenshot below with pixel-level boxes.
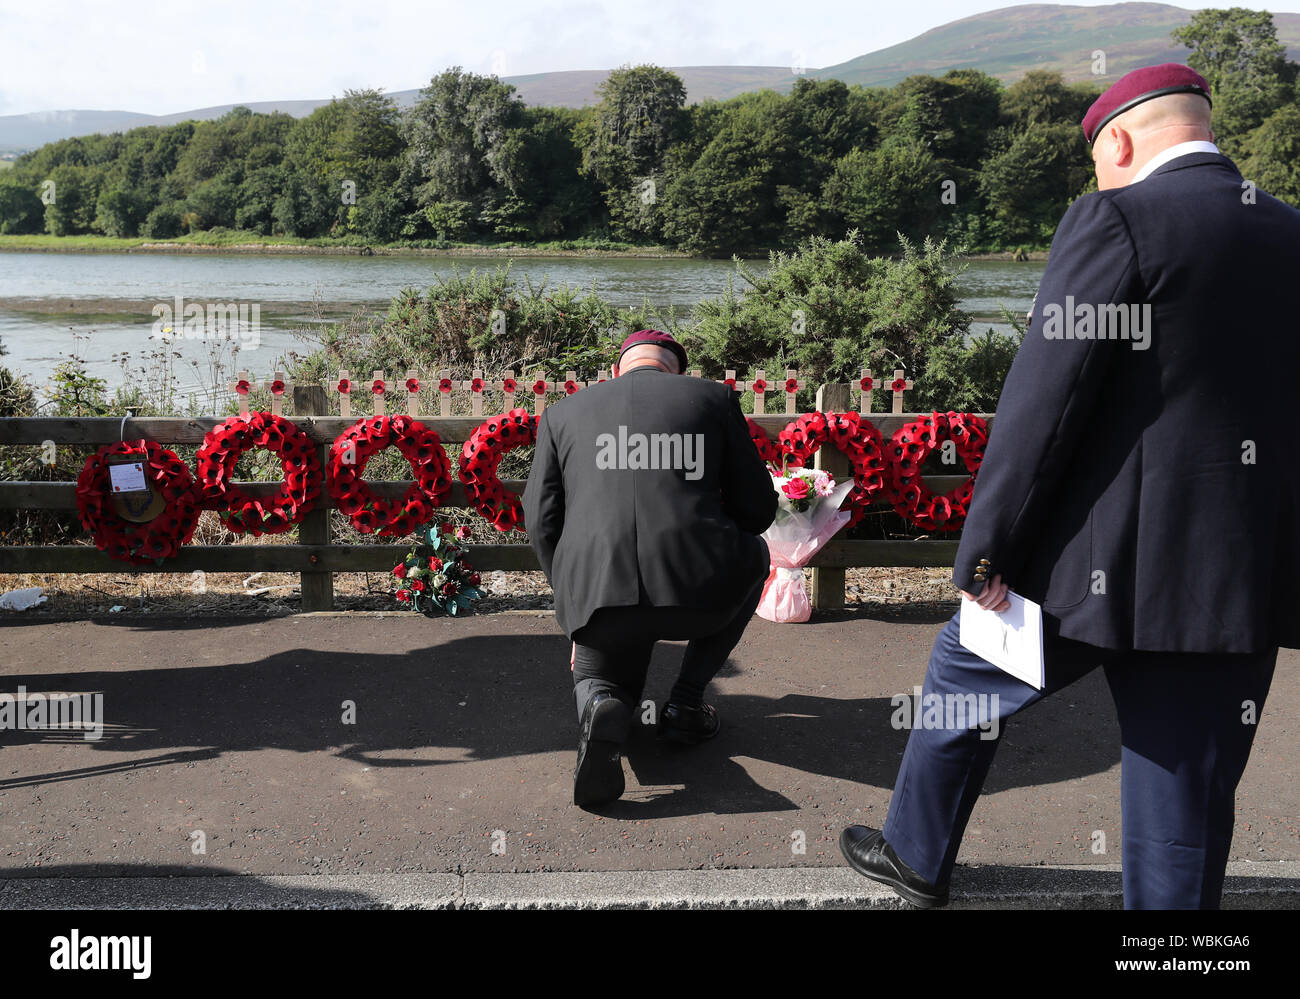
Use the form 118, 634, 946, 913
682, 231, 1007, 411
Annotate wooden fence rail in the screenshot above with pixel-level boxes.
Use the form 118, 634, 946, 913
0, 388, 991, 612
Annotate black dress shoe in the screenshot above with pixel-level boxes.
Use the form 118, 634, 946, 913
839, 825, 949, 908
574, 692, 631, 807
657, 701, 720, 744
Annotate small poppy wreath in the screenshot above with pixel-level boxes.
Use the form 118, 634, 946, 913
884, 412, 989, 532
777, 411, 889, 527
196, 412, 322, 536
74, 440, 202, 564
327, 415, 453, 537
458, 408, 539, 532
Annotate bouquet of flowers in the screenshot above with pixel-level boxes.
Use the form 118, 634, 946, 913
756, 463, 855, 623
392, 520, 485, 616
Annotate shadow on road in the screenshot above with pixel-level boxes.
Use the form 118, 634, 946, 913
0, 617, 1121, 816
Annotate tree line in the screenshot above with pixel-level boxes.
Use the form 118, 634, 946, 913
1, 7, 1295, 255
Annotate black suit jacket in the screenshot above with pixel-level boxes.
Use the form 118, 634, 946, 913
523, 367, 777, 639
954, 152, 1300, 653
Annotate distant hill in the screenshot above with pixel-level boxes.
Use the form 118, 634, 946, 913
4, 3, 1299, 153
0, 67, 791, 153
797, 2, 1300, 89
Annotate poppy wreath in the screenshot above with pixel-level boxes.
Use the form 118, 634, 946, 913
745, 417, 795, 469
75, 440, 202, 564
458, 408, 538, 532
327, 414, 453, 537
884, 412, 989, 532
196, 412, 322, 536
776, 411, 889, 527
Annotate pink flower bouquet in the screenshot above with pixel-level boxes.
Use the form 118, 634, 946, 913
756, 466, 854, 623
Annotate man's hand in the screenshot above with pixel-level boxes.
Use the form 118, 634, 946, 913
962, 573, 1010, 613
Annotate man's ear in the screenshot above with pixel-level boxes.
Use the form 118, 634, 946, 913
1107, 125, 1134, 168
612, 361, 621, 378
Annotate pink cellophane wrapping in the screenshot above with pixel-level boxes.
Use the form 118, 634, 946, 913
756, 477, 854, 623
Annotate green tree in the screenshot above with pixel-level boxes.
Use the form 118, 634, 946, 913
821, 139, 948, 251
1242, 103, 1300, 204
684, 231, 973, 407
1000, 70, 1097, 129
659, 92, 787, 253
402, 68, 530, 235
284, 89, 405, 236
575, 64, 687, 240
93, 182, 149, 236
1172, 8, 1298, 156
42, 163, 100, 235
978, 121, 1092, 244
0, 176, 44, 233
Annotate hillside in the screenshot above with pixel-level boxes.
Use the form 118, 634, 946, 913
4, 3, 1299, 153
800, 2, 1300, 88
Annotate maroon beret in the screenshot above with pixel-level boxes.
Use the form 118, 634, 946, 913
618, 329, 688, 371
1082, 63, 1211, 145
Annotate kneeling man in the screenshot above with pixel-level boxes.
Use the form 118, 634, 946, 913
523, 330, 777, 807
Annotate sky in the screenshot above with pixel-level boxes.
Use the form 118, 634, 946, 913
2, 0, 1299, 116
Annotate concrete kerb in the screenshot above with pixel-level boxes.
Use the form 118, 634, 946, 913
1, 862, 1296, 910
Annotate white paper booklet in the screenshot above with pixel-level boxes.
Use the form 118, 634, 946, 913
958, 589, 1045, 690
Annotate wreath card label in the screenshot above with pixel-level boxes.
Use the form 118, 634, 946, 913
106, 453, 166, 523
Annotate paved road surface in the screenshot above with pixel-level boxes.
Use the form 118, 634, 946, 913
1, 608, 1295, 897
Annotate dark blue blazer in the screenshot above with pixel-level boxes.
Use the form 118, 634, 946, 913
953, 152, 1300, 653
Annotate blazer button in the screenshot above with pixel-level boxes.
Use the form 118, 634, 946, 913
978, 558, 991, 566
973, 573, 987, 583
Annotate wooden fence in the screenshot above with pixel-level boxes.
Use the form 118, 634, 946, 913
0, 374, 991, 611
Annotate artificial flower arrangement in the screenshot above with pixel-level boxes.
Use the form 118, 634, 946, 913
392, 519, 485, 616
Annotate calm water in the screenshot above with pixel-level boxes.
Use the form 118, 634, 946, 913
0, 251, 1044, 396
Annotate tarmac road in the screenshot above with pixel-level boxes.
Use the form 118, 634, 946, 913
0, 606, 1295, 902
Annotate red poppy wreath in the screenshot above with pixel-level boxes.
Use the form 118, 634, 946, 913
196, 411, 322, 536
746, 417, 792, 469
884, 412, 989, 532
75, 440, 202, 564
458, 408, 538, 532
327, 415, 453, 536
777, 411, 889, 527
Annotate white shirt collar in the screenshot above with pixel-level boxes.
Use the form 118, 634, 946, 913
1131, 140, 1221, 184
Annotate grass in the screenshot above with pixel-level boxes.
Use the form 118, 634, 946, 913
0, 230, 686, 256
0, 231, 1047, 258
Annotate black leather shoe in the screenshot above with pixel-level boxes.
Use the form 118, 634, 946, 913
839, 825, 949, 908
574, 692, 631, 807
657, 701, 720, 744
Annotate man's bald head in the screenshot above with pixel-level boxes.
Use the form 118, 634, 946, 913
614, 343, 682, 375
1092, 92, 1214, 190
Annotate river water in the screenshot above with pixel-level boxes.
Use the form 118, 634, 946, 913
0, 251, 1044, 397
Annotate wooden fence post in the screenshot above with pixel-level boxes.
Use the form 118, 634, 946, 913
810, 381, 851, 612
294, 384, 334, 611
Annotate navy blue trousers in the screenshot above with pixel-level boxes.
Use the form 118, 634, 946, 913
882, 611, 1277, 909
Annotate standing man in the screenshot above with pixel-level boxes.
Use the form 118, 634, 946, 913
523, 331, 777, 807
840, 64, 1300, 909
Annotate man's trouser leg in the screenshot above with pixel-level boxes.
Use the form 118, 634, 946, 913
1103, 646, 1277, 909
880, 611, 1108, 888
669, 572, 766, 707
571, 632, 655, 724
570, 571, 767, 723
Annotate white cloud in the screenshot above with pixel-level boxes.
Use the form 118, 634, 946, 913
2, 0, 1299, 114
